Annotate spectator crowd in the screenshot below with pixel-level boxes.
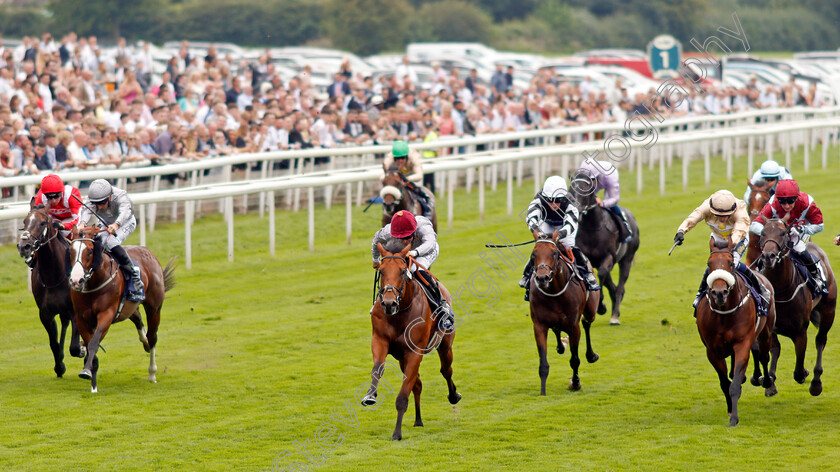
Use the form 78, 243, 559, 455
0, 32, 829, 178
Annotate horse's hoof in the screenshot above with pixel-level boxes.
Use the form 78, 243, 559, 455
568, 380, 581, 391
361, 393, 377, 407
78, 368, 92, 380
148, 376, 157, 383
765, 385, 778, 397
391, 433, 402, 441
70, 346, 85, 358
609, 316, 621, 325
795, 370, 810, 384
55, 363, 66, 378
728, 417, 739, 427
597, 304, 607, 315
91, 387, 98, 394
448, 392, 462, 405
414, 420, 423, 427
750, 376, 761, 387
587, 352, 599, 363
809, 380, 823, 396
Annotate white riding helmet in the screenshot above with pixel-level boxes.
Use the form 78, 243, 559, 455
541, 176, 568, 201
88, 179, 113, 203
759, 160, 782, 179
709, 190, 737, 216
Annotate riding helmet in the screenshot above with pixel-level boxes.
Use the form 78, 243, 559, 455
88, 179, 113, 204
390, 210, 417, 238
40, 174, 64, 194
392, 140, 409, 159
541, 176, 567, 202
774, 179, 800, 198
708, 190, 737, 216
759, 160, 782, 179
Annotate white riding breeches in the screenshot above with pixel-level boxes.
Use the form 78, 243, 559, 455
95, 216, 137, 250
412, 243, 439, 272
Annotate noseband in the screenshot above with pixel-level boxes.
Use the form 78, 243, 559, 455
533, 239, 577, 297
20, 209, 59, 259
760, 234, 789, 266
377, 254, 412, 314
70, 237, 118, 293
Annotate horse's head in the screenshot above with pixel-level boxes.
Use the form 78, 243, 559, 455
759, 218, 789, 270
707, 237, 736, 307
747, 178, 773, 220
18, 202, 61, 264
532, 230, 563, 290
568, 173, 597, 214
379, 185, 403, 217
68, 227, 105, 292
376, 242, 411, 316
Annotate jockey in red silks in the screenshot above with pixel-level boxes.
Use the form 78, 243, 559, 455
33, 174, 82, 238
751, 179, 828, 296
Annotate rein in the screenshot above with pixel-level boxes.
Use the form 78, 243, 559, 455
761, 236, 808, 304
22, 209, 68, 289
706, 249, 752, 315
71, 236, 119, 294
376, 254, 412, 314
532, 239, 578, 297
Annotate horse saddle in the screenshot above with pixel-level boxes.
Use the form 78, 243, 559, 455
735, 272, 768, 318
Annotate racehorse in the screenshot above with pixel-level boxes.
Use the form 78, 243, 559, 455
362, 243, 460, 440
381, 165, 438, 232
68, 226, 175, 393
757, 219, 836, 396
696, 237, 777, 427
568, 177, 640, 325
745, 179, 774, 266
528, 230, 600, 395
17, 201, 85, 377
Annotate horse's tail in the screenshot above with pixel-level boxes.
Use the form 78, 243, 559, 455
162, 257, 177, 293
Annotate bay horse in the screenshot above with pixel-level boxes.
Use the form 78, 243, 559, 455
696, 237, 776, 427
757, 219, 836, 395
362, 243, 460, 440
745, 179, 773, 266
17, 201, 84, 377
381, 166, 438, 232
68, 226, 175, 393
528, 230, 600, 395
568, 177, 640, 325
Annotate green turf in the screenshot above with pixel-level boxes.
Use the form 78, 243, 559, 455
2, 142, 840, 471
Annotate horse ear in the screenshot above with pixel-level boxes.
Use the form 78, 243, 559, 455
532, 229, 540, 240
552, 229, 559, 241
377, 242, 388, 256
30, 196, 36, 209
399, 244, 411, 257
69, 226, 79, 240
709, 237, 716, 252
747, 179, 754, 189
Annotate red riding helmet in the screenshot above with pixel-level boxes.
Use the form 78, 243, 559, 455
774, 179, 799, 198
41, 174, 64, 194
390, 210, 417, 238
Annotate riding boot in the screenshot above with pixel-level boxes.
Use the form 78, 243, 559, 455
109, 245, 145, 301
417, 269, 453, 331
571, 247, 600, 291
519, 256, 534, 288
797, 250, 828, 296
736, 263, 770, 316
693, 268, 710, 311
610, 206, 633, 243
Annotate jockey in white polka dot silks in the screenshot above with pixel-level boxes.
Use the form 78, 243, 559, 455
371, 210, 453, 331
750, 179, 828, 296
575, 159, 634, 243
519, 176, 600, 301
77, 179, 145, 302
674, 189, 771, 313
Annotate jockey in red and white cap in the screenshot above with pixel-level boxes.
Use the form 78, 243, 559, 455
751, 179, 828, 295
33, 174, 82, 237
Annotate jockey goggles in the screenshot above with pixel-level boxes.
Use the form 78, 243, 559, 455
44, 192, 62, 200
777, 196, 797, 205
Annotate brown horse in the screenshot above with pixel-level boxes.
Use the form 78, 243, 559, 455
745, 179, 773, 266
362, 243, 460, 440
528, 231, 600, 395
17, 202, 85, 377
68, 226, 175, 393
757, 219, 837, 395
696, 237, 777, 427
381, 166, 437, 231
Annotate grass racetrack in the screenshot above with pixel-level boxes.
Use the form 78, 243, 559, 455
2, 145, 840, 471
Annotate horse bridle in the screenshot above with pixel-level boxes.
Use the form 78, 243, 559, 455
534, 239, 562, 280
20, 209, 60, 261
760, 233, 790, 267
749, 188, 771, 218
706, 249, 751, 314
70, 236, 118, 293
376, 254, 412, 314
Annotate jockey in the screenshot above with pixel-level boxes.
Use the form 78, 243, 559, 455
77, 179, 145, 302
674, 189, 771, 312
33, 174, 82, 238
381, 140, 432, 218
371, 210, 453, 330
575, 159, 633, 243
750, 179, 828, 296
519, 175, 600, 299
743, 159, 793, 203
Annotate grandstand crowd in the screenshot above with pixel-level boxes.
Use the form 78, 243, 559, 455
0, 32, 829, 177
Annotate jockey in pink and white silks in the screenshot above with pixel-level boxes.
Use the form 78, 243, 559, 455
575, 159, 633, 243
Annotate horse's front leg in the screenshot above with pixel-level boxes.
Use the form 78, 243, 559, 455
567, 320, 582, 391
706, 349, 732, 422
728, 343, 751, 427
40, 310, 64, 378
67, 310, 85, 358
79, 312, 114, 393
810, 308, 834, 396
792, 330, 810, 384
769, 333, 781, 382
532, 320, 550, 396
362, 337, 389, 406
392, 353, 422, 441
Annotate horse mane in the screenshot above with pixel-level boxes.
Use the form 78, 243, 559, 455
386, 162, 401, 173
91, 235, 104, 273
713, 238, 730, 250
